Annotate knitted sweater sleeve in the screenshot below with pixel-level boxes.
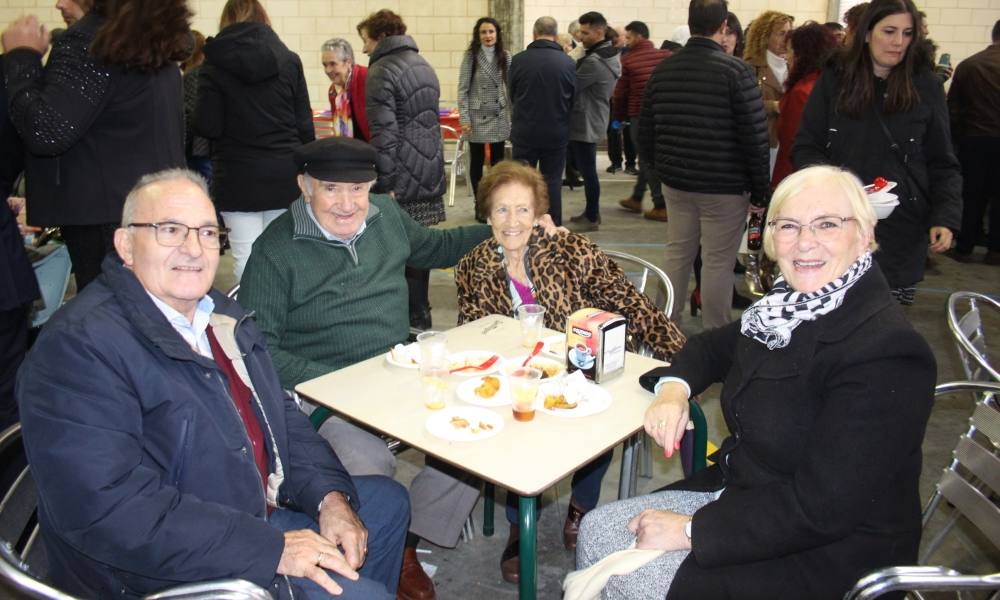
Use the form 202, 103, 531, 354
401, 207, 492, 269
240, 247, 334, 389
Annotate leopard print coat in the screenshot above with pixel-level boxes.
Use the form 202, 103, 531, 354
455, 230, 686, 361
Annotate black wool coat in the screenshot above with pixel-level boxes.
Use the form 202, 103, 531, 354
641, 267, 936, 599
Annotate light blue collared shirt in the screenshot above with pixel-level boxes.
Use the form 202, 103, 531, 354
146, 292, 215, 358
305, 202, 367, 243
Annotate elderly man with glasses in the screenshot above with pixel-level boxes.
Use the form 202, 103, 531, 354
16, 168, 409, 600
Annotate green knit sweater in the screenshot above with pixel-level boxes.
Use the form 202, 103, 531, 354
240, 195, 490, 388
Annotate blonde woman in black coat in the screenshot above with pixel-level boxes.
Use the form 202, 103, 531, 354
577, 165, 935, 599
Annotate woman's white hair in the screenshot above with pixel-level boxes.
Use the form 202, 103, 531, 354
763, 165, 878, 259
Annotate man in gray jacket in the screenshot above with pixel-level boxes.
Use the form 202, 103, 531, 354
566, 11, 621, 232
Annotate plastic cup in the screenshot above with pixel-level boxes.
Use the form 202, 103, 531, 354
507, 366, 542, 421
420, 367, 449, 410
515, 304, 546, 349
416, 330, 449, 369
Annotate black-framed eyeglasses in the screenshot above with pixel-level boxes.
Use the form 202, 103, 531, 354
127, 222, 229, 249
767, 216, 857, 243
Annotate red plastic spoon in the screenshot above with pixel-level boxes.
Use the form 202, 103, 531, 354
521, 341, 545, 367
450, 354, 500, 373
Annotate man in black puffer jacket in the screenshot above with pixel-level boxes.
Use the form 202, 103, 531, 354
359, 9, 446, 333
639, 0, 769, 330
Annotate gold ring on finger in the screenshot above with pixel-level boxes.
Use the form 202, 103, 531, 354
316, 552, 324, 564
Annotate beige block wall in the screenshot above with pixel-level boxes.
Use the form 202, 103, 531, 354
1, 0, 998, 109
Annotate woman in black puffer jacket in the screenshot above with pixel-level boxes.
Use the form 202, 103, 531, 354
195, 0, 314, 281
358, 9, 446, 329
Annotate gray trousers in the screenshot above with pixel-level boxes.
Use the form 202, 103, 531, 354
663, 187, 749, 329
576, 490, 717, 599
316, 414, 481, 549
629, 120, 664, 208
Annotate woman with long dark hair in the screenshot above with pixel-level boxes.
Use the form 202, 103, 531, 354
458, 17, 511, 221
195, 0, 314, 281
771, 22, 838, 188
793, 0, 961, 305
721, 12, 745, 57
2, 0, 190, 290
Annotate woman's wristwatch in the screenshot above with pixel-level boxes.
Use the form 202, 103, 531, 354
684, 518, 693, 541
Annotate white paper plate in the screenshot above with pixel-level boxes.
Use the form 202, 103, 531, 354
540, 334, 567, 358
426, 406, 505, 441
504, 355, 566, 380
448, 351, 502, 377
385, 343, 420, 369
456, 375, 510, 407
536, 380, 612, 418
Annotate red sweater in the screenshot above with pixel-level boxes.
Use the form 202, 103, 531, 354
612, 39, 671, 120
772, 70, 819, 190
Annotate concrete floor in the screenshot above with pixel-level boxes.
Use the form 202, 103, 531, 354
215, 155, 1000, 598
8, 155, 998, 599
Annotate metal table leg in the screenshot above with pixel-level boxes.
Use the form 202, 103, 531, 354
518, 495, 537, 599
483, 482, 495, 537
618, 433, 638, 499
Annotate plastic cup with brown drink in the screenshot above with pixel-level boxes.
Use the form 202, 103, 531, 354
515, 304, 546, 349
506, 366, 542, 421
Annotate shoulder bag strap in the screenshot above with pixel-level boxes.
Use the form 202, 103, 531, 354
872, 105, 932, 202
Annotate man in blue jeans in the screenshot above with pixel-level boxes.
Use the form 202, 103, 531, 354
16, 168, 408, 599
509, 15, 576, 225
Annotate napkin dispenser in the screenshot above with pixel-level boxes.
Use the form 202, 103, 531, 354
565, 308, 626, 383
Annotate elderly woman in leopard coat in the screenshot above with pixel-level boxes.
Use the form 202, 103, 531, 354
455, 160, 686, 584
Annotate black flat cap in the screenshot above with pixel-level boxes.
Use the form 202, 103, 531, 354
293, 137, 378, 183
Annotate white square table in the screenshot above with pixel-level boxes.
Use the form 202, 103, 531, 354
295, 315, 667, 599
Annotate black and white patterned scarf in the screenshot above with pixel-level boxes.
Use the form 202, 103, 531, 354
740, 251, 873, 349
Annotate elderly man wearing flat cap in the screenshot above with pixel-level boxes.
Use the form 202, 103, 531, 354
242, 136, 545, 600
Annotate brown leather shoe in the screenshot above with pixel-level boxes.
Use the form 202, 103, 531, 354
500, 524, 520, 584
618, 197, 642, 213
643, 207, 669, 222
563, 498, 588, 550
397, 546, 436, 600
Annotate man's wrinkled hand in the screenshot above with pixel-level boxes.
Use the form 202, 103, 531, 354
277, 529, 356, 596
2, 16, 50, 54
318, 492, 368, 571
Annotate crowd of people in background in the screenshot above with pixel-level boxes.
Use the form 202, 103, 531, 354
1, 0, 999, 597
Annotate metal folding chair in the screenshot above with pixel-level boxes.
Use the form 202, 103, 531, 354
29, 243, 72, 329
947, 292, 999, 382
0, 424, 272, 600
844, 380, 1000, 599
440, 124, 471, 207
599, 250, 706, 495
